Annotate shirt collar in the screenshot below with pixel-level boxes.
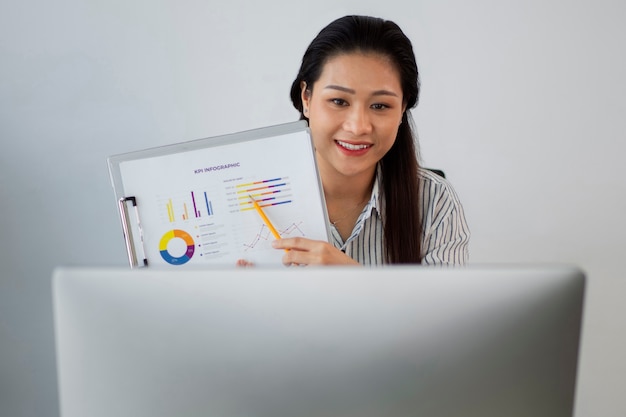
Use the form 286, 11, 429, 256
329, 165, 383, 248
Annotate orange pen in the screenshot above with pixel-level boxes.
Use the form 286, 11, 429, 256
248, 195, 282, 241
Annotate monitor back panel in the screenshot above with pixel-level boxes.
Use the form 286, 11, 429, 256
53, 265, 585, 417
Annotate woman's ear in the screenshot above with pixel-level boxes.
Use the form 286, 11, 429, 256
300, 81, 311, 113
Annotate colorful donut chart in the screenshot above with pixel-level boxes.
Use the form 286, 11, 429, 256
159, 229, 195, 265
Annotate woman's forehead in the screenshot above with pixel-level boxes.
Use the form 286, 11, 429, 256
315, 52, 402, 92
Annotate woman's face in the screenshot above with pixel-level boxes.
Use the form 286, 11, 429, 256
302, 52, 405, 183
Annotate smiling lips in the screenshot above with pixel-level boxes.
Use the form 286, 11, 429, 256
335, 140, 372, 152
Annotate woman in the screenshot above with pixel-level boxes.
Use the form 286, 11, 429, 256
270, 15, 469, 266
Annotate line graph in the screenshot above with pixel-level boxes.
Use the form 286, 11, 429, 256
242, 221, 305, 251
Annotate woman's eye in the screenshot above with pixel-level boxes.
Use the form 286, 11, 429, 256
331, 98, 348, 106
371, 103, 389, 110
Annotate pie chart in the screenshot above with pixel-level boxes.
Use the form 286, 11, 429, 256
159, 229, 195, 265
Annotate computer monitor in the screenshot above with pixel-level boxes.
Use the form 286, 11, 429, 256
53, 265, 585, 417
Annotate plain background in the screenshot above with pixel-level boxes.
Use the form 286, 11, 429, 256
1, 1, 624, 416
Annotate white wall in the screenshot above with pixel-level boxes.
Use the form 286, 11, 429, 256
1, 1, 624, 416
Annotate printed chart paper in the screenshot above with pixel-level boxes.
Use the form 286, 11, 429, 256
109, 122, 329, 267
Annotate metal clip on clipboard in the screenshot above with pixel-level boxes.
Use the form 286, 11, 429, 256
118, 196, 148, 268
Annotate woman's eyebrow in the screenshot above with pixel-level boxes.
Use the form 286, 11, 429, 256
324, 85, 355, 94
324, 84, 399, 97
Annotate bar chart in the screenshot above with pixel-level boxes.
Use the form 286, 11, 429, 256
160, 190, 216, 223
233, 177, 292, 211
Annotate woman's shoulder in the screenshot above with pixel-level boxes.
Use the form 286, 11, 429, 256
417, 167, 470, 265
417, 167, 465, 205
417, 167, 452, 188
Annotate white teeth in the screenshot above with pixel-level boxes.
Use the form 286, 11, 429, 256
336, 140, 370, 150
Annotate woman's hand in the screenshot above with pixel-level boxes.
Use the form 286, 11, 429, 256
235, 259, 255, 267
271, 237, 360, 266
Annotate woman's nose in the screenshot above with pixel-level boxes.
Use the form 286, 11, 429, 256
343, 106, 372, 136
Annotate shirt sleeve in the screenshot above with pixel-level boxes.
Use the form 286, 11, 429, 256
420, 172, 470, 266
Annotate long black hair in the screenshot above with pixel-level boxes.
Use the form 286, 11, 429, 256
290, 15, 423, 263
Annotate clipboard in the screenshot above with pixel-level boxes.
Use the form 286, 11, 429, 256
108, 121, 330, 268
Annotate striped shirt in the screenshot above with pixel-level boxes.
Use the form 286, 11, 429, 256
330, 167, 470, 265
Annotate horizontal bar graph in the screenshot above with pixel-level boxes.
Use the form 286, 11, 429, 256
235, 177, 292, 211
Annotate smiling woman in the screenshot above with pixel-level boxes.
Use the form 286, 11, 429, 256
273, 15, 470, 266
301, 53, 405, 240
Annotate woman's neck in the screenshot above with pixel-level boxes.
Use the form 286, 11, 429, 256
320, 165, 376, 240
320, 165, 375, 203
